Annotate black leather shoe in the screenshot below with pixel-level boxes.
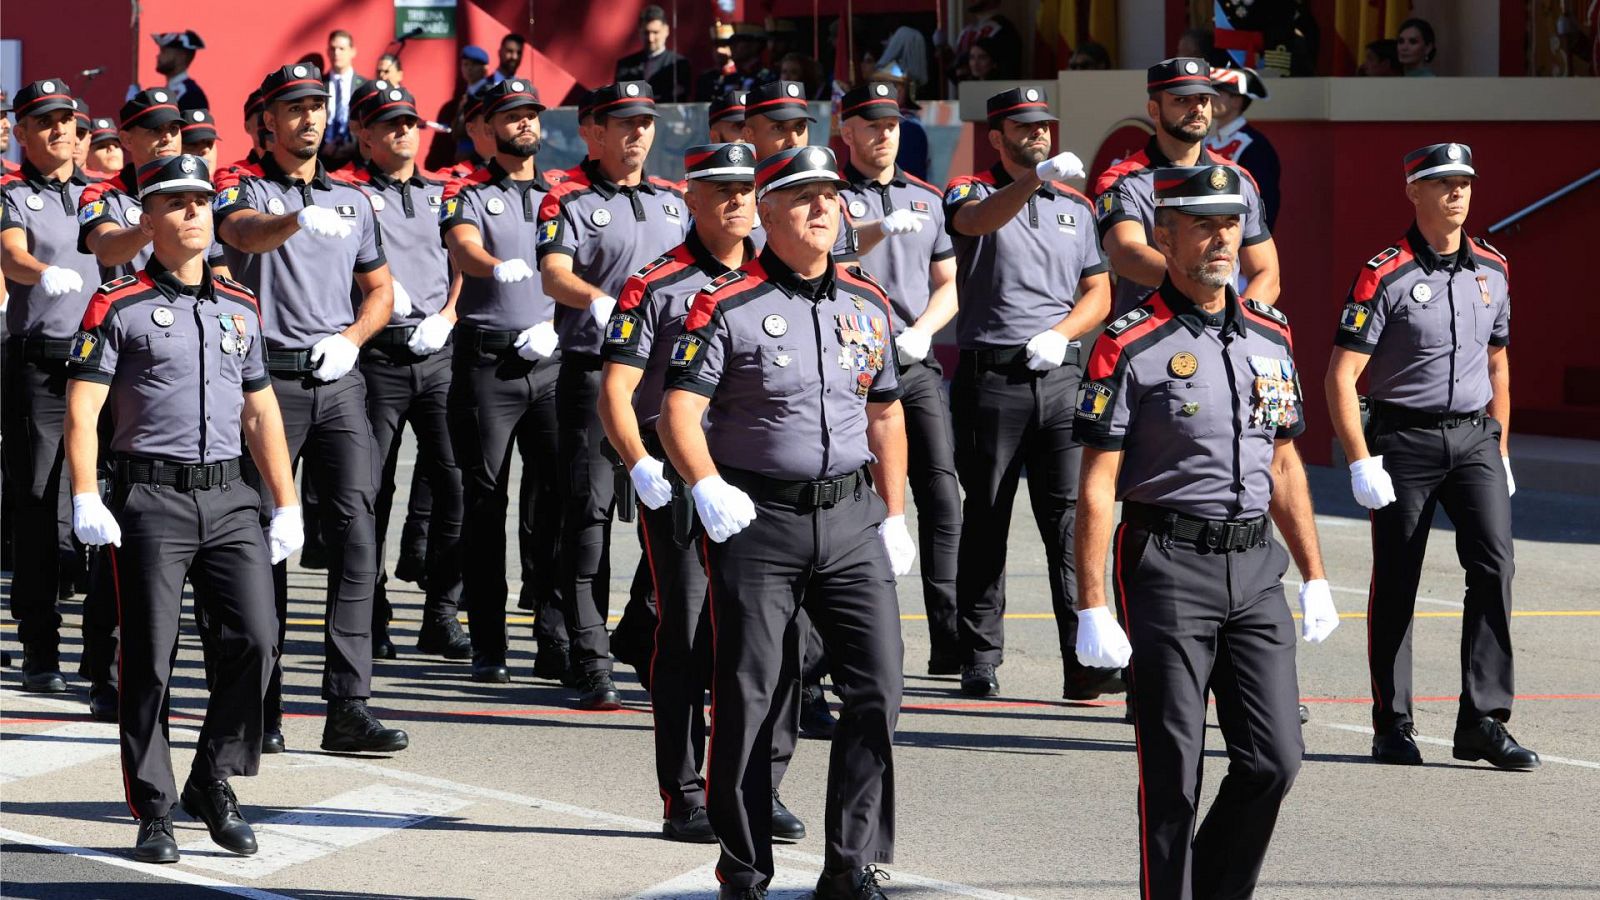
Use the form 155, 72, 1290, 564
373, 633, 396, 661
1299, 704, 1311, 724
132, 814, 179, 864
471, 664, 511, 683
799, 683, 836, 740
927, 653, 962, 676
718, 886, 767, 899
576, 672, 622, 711
89, 682, 118, 722
532, 642, 575, 681
960, 664, 999, 698
394, 552, 427, 586
417, 618, 472, 660
321, 699, 409, 753
180, 777, 258, 855
1453, 716, 1540, 771
662, 805, 718, 843
261, 731, 286, 754
770, 790, 805, 841
21, 648, 67, 693
1063, 666, 1126, 701
1372, 723, 1424, 766
816, 864, 892, 899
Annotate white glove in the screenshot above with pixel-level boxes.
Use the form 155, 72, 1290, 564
589, 294, 618, 330
691, 474, 757, 543
407, 313, 453, 355
895, 326, 932, 364
513, 321, 559, 360
268, 505, 305, 565
391, 281, 413, 320
879, 208, 924, 236
1024, 329, 1069, 371
877, 514, 916, 577
1503, 456, 1515, 497
309, 333, 360, 382
1075, 605, 1132, 669
71, 493, 122, 547
1348, 455, 1397, 510
296, 205, 352, 239
493, 257, 534, 283
1296, 579, 1340, 644
1034, 150, 1085, 182
630, 457, 674, 511
40, 266, 85, 298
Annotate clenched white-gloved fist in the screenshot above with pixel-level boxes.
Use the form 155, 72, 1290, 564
407, 313, 452, 355
513, 321, 558, 360
877, 514, 916, 577
310, 333, 359, 382
1035, 151, 1085, 182
1503, 456, 1516, 497
1349, 455, 1397, 509
879, 208, 924, 236
40, 265, 85, 298
1075, 605, 1132, 669
1297, 579, 1340, 644
493, 258, 534, 283
1024, 329, 1069, 371
895, 326, 932, 364
691, 474, 757, 543
589, 294, 618, 330
391, 281, 413, 319
72, 493, 122, 547
296, 205, 351, 239
268, 505, 305, 565
630, 457, 674, 510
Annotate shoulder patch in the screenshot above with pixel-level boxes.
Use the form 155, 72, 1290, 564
842, 264, 888, 299
700, 269, 746, 295
944, 181, 976, 205
1365, 246, 1401, 269
1245, 298, 1287, 325
215, 273, 257, 300
214, 185, 242, 211
97, 274, 139, 294
1472, 235, 1507, 263
78, 200, 108, 226
1104, 306, 1152, 337
634, 253, 676, 281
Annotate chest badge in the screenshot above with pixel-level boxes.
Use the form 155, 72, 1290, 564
267, 197, 287, 216
1168, 351, 1199, 378
663, 203, 681, 218
763, 314, 788, 337
152, 307, 175, 327
123, 206, 143, 225
485, 196, 506, 215
1180, 401, 1200, 417
773, 354, 791, 367
847, 199, 868, 219
591, 207, 613, 227
370, 193, 387, 212
1410, 282, 1432, 304
1476, 275, 1492, 306
852, 297, 865, 311
25, 194, 44, 211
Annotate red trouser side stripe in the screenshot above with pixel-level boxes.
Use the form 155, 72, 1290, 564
1367, 510, 1381, 720
1112, 523, 1150, 900
639, 504, 672, 819
699, 535, 726, 885
109, 546, 139, 820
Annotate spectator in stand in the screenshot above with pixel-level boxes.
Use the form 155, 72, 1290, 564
1178, 27, 1235, 70
1396, 17, 1438, 76
375, 53, 404, 86
461, 45, 495, 97
322, 30, 366, 167
1068, 40, 1113, 70
779, 52, 825, 100
496, 34, 526, 84
694, 23, 772, 101
952, 0, 1021, 83
965, 37, 1000, 81
1360, 39, 1403, 76
615, 6, 693, 102
877, 25, 931, 93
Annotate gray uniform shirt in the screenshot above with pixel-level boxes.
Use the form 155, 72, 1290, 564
1334, 224, 1510, 415
214, 155, 385, 350
2, 163, 100, 338
943, 163, 1107, 349
76, 166, 227, 282
840, 164, 953, 330
665, 249, 902, 481
67, 261, 270, 463
1074, 281, 1305, 520
339, 163, 450, 324
439, 160, 556, 332
537, 159, 688, 357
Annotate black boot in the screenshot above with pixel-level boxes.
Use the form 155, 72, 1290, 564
1063, 666, 1126, 701
815, 865, 891, 899
718, 886, 768, 899
88, 682, 118, 722
20, 647, 67, 694
662, 805, 718, 843
373, 630, 397, 661
1372, 722, 1424, 766
959, 663, 998, 698
575, 671, 622, 711
180, 777, 258, 855
417, 617, 472, 660
321, 699, 409, 753
799, 683, 836, 740
532, 641, 580, 687
1453, 716, 1540, 770
770, 790, 806, 841
132, 814, 179, 864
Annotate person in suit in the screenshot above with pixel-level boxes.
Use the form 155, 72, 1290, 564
321, 30, 366, 168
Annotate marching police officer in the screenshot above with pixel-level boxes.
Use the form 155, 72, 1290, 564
707, 90, 747, 143
660, 145, 910, 900
63, 154, 301, 863
1095, 58, 1278, 317
215, 63, 407, 754
837, 82, 963, 673
180, 108, 220, 172
1074, 164, 1339, 900
1325, 142, 1537, 770
1, 79, 100, 694
439, 78, 572, 685
538, 80, 688, 709
942, 86, 1115, 700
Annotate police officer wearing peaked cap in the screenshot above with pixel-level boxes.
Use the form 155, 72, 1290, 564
707, 89, 748, 143
63, 154, 302, 864
1074, 164, 1340, 900
150, 30, 210, 112
1326, 142, 1537, 771
660, 145, 910, 900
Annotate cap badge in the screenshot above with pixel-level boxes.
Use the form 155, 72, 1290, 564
763, 314, 788, 337
293, 65, 308, 77
1411, 283, 1433, 303
192, 110, 205, 121
806, 147, 829, 168
152, 90, 168, 102
1208, 168, 1229, 190
727, 145, 745, 163
591, 207, 612, 227
41, 81, 56, 93
179, 157, 196, 173
1024, 88, 1039, 102
786, 83, 801, 97
875, 84, 889, 96
1184, 60, 1199, 74
1445, 144, 1462, 160
624, 82, 640, 97
152, 307, 175, 327
389, 89, 403, 101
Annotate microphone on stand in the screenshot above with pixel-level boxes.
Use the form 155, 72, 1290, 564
80, 67, 104, 80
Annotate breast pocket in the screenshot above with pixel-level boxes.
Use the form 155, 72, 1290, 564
757, 345, 808, 397
137, 332, 198, 384
1392, 301, 1450, 348
1470, 293, 1497, 345
1147, 381, 1215, 438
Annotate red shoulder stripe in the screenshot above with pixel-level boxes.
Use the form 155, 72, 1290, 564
1240, 300, 1293, 348
80, 274, 154, 330
648, 175, 685, 194
836, 264, 889, 304
442, 166, 492, 201
902, 171, 942, 196
683, 259, 768, 332
1049, 181, 1093, 204
1086, 297, 1174, 381
1092, 150, 1151, 196
78, 176, 125, 208
539, 173, 594, 221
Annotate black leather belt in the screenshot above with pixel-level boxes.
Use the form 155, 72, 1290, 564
115, 456, 241, 491
641, 429, 666, 459
363, 325, 417, 350
266, 349, 315, 374
12, 337, 75, 362
1123, 501, 1267, 552
1371, 401, 1485, 430
961, 343, 1079, 371
721, 466, 868, 510
562, 353, 603, 372
456, 325, 518, 354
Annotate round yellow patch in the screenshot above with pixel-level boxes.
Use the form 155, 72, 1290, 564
1169, 351, 1199, 378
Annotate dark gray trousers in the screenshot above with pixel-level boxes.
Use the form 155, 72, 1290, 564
898, 357, 961, 662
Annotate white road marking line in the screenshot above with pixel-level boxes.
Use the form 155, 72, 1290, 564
0, 826, 295, 900
636, 863, 818, 899
1285, 579, 1465, 609
1316, 722, 1600, 770
0, 721, 121, 784
180, 784, 470, 878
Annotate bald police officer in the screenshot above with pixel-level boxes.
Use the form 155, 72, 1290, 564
661, 146, 910, 900
1074, 165, 1339, 900
1325, 143, 1537, 771
64, 154, 300, 863
215, 64, 407, 754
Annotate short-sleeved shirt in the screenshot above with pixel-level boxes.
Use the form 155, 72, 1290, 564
840, 164, 953, 330
336, 162, 450, 324
439, 159, 556, 332
214, 154, 386, 351
665, 248, 902, 481
1093, 138, 1271, 316
602, 229, 753, 432
67, 260, 269, 463
943, 163, 1106, 349
536, 159, 689, 357
1333, 224, 1510, 415
2, 162, 100, 339
76, 165, 226, 281
1074, 280, 1305, 520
